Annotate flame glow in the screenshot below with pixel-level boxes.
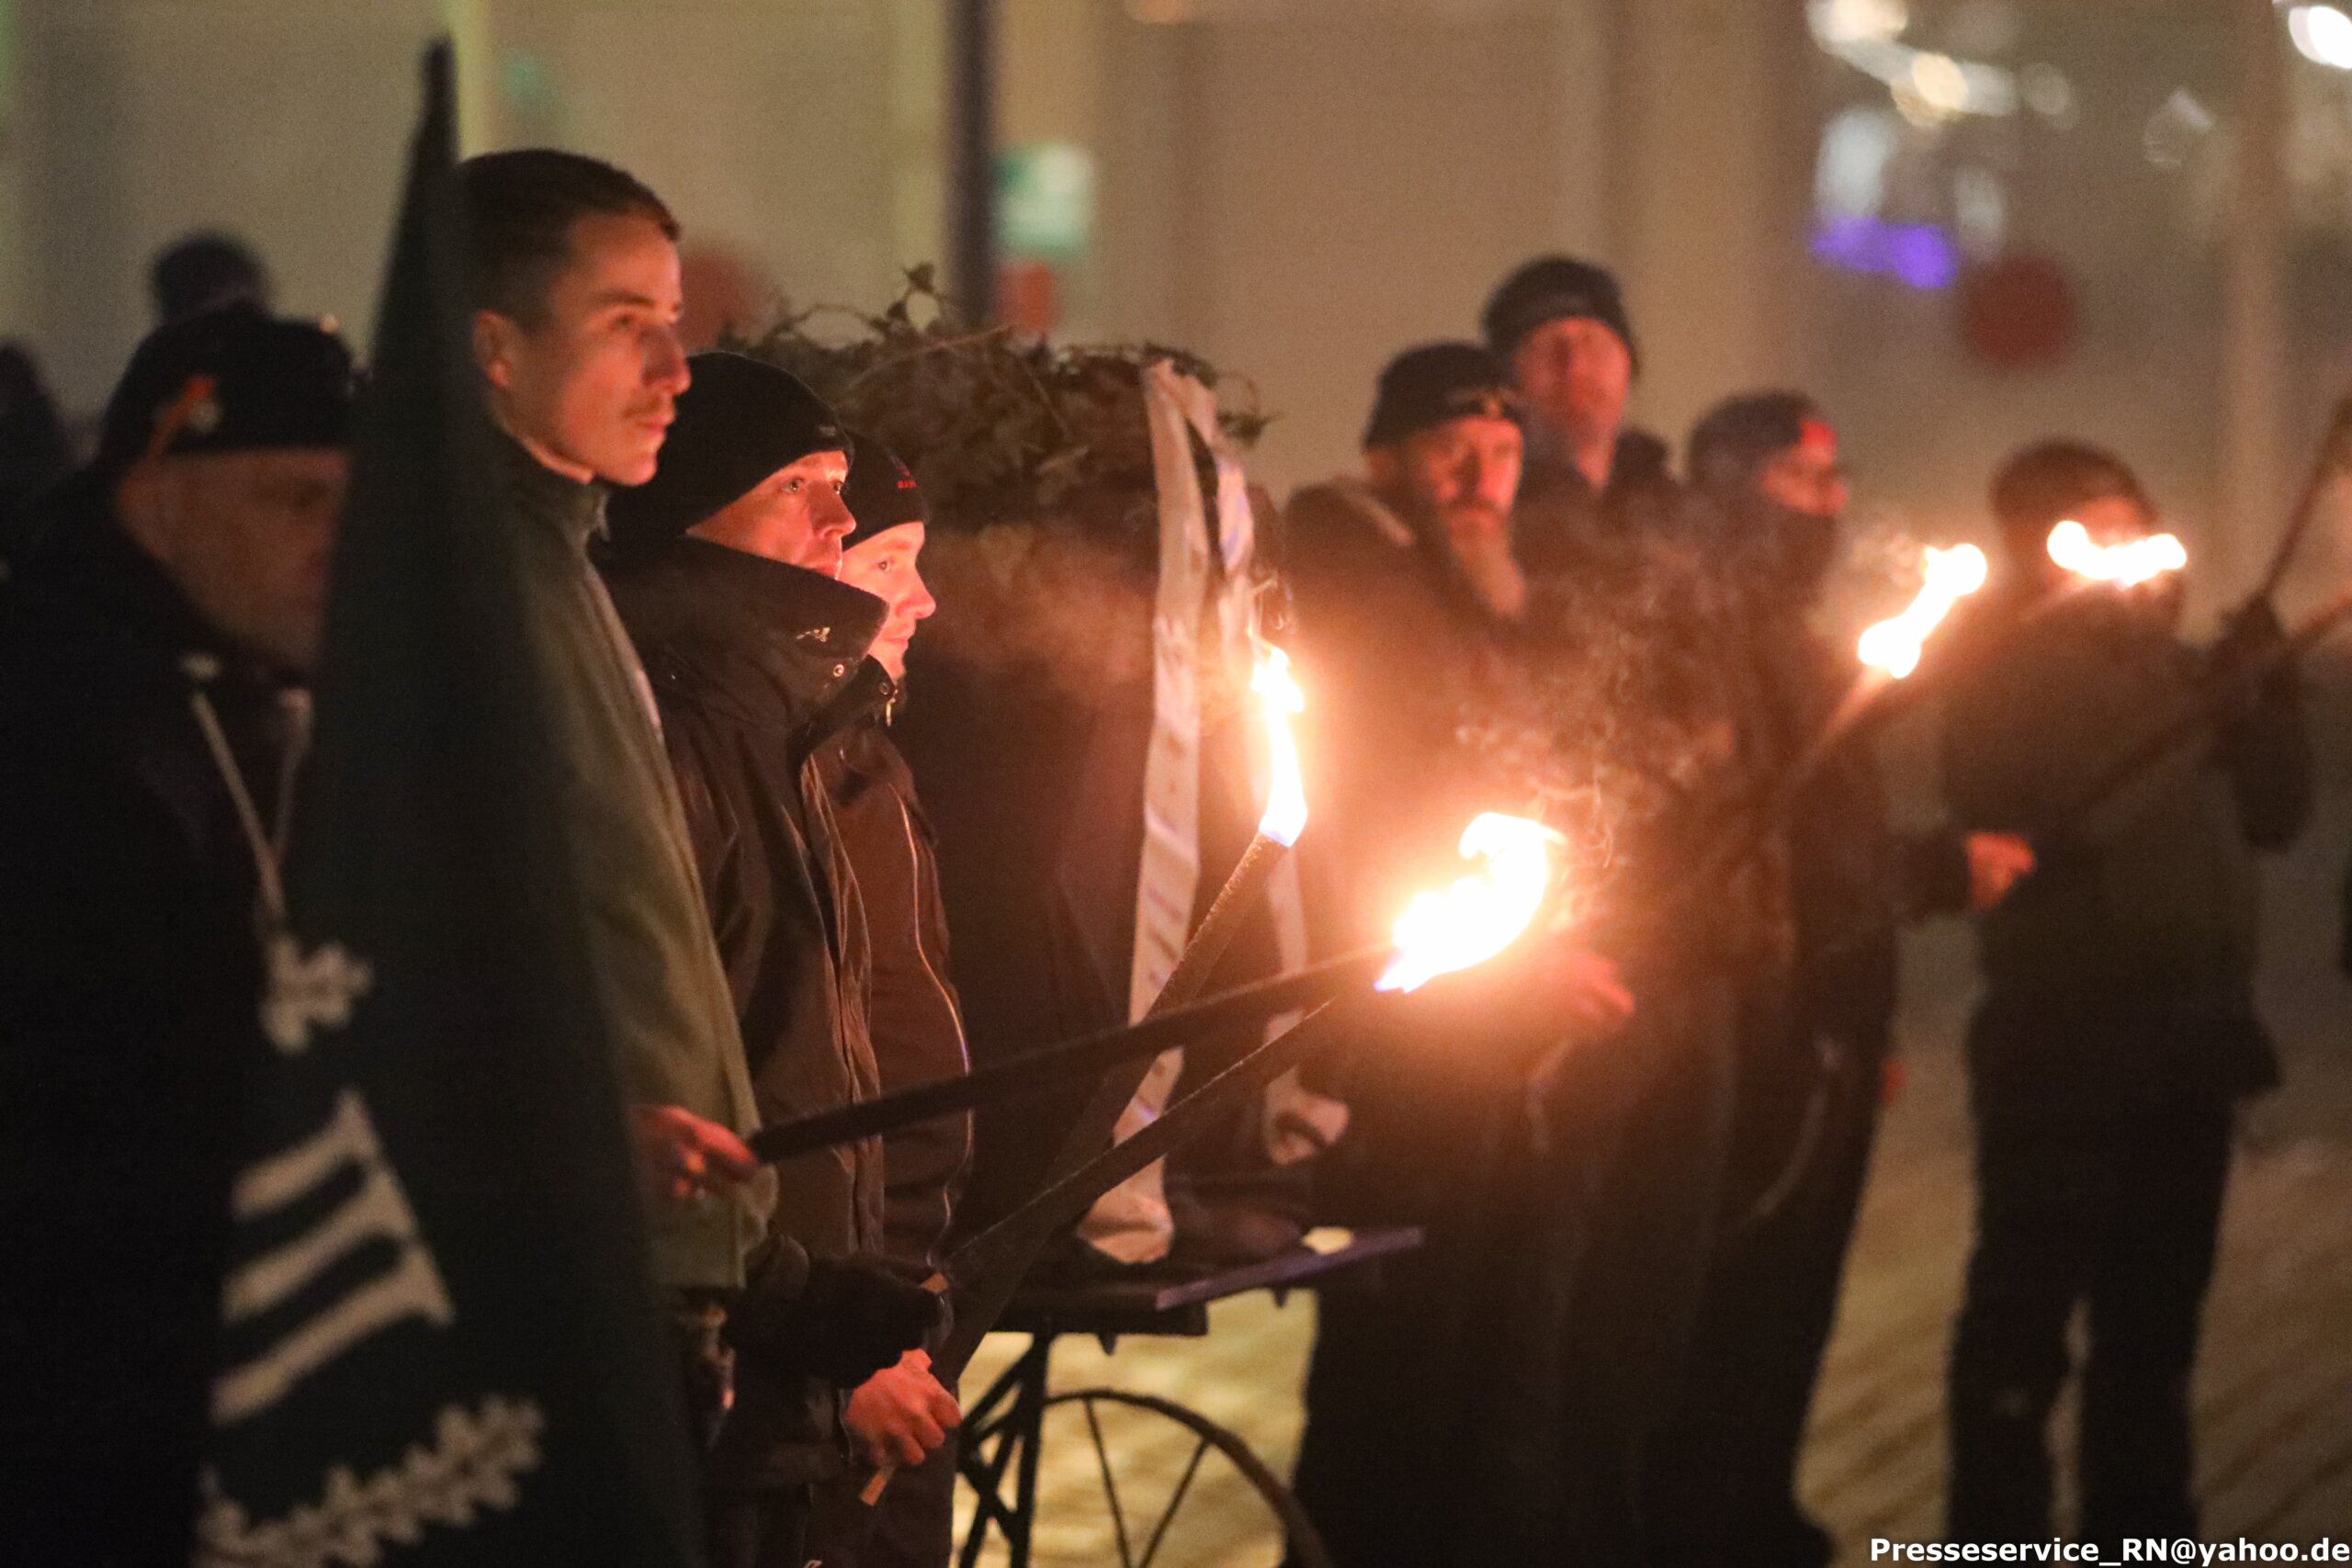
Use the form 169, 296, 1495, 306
1252, 647, 1308, 847
1374, 813, 1560, 994
1856, 544, 1988, 679
2046, 520, 2188, 588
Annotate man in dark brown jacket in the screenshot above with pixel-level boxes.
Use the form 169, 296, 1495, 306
807, 437, 970, 1568
603, 353, 945, 1568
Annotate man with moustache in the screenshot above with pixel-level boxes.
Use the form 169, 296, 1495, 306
1283, 343, 1634, 1567
0, 305, 354, 1563
603, 356, 950, 1568
458, 148, 775, 1270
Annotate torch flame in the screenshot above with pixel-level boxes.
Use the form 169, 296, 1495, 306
2046, 520, 2188, 589
1252, 646, 1308, 847
1856, 544, 1988, 680
1375, 813, 1560, 994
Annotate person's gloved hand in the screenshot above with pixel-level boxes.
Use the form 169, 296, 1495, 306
727, 1252, 944, 1389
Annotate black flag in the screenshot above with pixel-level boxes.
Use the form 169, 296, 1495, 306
196, 44, 703, 1566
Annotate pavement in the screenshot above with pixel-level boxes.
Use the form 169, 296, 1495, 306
954, 676, 2352, 1564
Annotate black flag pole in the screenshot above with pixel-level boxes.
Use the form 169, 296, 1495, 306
746, 945, 1389, 1164
2253, 391, 2352, 606
2047, 579, 2352, 834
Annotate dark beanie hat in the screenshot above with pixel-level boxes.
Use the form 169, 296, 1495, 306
1480, 254, 1639, 371
1688, 390, 1827, 500
1363, 343, 1523, 450
93, 304, 354, 483
605, 351, 848, 556
1989, 440, 2151, 541
842, 434, 928, 547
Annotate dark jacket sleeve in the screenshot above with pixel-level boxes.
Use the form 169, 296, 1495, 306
0, 726, 254, 1566
2219, 677, 2312, 853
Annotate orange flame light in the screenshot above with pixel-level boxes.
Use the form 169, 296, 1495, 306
2046, 520, 2188, 588
1857, 544, 1988, 680
1375, 813, 1560, 994
1253, 647, 1308, 847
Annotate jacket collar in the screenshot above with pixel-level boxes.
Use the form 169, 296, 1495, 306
606, 535, 886, 739
489, 424, 606, 556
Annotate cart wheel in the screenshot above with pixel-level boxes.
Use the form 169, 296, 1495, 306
960, 1386, 1331, 1568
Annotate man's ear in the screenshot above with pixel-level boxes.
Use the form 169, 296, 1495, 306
113, 462, 180, 565
1363, 445, 1401, 491
471, 310, 519, 391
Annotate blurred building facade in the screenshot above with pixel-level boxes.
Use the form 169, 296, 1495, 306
2, 0, 2346, 611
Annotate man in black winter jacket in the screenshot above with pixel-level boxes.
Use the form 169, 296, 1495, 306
1940, 441, 2311, 1545
0, 306, 354, 1565
1650, 392, 2033, 1567
1284, 343, 1635, 1568
602, 354, 947, 1568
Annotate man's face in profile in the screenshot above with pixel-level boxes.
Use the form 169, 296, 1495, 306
474, 211, 690, 486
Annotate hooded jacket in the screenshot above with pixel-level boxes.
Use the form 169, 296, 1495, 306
603, 536, 889, 1487
0, 487, 295, 1564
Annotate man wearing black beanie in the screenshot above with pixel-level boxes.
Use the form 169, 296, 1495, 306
1480, 254, 1678, 566
603, 355, 949, 1568
1282, 343, 1638, 1567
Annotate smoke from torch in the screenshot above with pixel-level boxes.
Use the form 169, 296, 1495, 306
1857, 544, 1989, 680
1376, 813, 1561, 994
2046, 520, 2188, 588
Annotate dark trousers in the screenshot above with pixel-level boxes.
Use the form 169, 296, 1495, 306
1947, 1093, 2233, 1542
1647, 1031, 1880, 1568
807, 1436, 959, 1568
1550, 981, 1739, 1568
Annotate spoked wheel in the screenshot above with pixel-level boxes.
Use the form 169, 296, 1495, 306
958, 1385, 1331, 1568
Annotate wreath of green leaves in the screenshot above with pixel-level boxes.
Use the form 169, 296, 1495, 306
726, 265, 1267, 547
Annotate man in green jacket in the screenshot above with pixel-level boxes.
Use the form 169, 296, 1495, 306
1939, 441, 2312, 1546
458, 149, 771, 1289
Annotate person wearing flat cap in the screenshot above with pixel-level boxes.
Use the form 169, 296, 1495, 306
0, 305, 355, 1564
1280, 343, 1636, 1568
601, 354, 950, 1568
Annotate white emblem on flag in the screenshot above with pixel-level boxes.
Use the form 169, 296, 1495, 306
195, 1395, 545, 1567
261, 934, 375, 1055
213, 1090, 454, 1425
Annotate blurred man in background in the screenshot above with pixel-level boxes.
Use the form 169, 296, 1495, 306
1284, 342, 1634, 1566
152, 231, 274, 325
1479, 254, 1678, 569
1940, 441, 2311, 1546
0, 305, 352, 1564
1651, 391, 2031, 1567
